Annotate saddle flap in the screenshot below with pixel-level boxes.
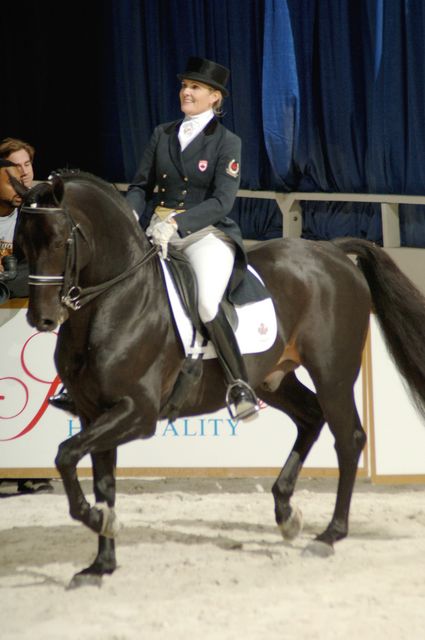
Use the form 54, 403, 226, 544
160, 256, 278, 360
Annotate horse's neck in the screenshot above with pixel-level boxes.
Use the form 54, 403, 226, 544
76, 207, 146, 284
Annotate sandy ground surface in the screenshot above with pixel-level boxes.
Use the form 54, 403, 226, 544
1, 476, 425, 640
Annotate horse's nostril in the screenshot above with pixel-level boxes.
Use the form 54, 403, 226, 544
39, 318, 57, 332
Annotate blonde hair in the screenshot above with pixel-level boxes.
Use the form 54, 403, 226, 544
210, 89, 224, 117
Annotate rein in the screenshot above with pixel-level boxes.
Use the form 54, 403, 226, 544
21, 205, 160, 311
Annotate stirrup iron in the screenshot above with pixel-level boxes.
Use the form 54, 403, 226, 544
226, 379, 259, 421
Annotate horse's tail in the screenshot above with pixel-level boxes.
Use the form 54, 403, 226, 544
333, 237, 425, 420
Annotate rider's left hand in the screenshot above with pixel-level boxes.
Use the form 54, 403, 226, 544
150, 218, 177, 259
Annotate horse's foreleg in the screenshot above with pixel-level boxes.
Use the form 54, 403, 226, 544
305, 385, 366, 556
55, 399, 155, 535
56, 399, 157, 587
55, 437, 104, 534
262, 373, 325, 541
68, 450, 118, 589
92, 448, 119, 539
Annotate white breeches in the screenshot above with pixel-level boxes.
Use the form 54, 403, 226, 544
171, 232, 236, 323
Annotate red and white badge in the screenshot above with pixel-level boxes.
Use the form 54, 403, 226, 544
198, 160, 208, 172
226, 159, 240, 178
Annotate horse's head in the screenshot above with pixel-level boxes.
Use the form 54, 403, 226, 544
15, 175, 77, 331
17, 169, 149, 332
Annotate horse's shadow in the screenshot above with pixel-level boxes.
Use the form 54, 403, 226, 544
0, 512, 412, 587
0, 518, 291, 582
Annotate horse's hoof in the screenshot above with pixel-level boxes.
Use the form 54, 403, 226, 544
278, 505, 303, 541
96, 503, 121, 538
302, 540, 335, 558
67, 572, 103, 590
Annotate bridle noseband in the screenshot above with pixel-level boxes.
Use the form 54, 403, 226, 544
21, 205, 159, 311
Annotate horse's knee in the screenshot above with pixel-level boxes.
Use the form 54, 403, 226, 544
55, 441, 78, 472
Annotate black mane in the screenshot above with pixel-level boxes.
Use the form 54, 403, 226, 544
52, 168, 131, 217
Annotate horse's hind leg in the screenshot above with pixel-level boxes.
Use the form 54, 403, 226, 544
307, 382, 366, 555
261, 372, 326, 541
69, 449, 118, 589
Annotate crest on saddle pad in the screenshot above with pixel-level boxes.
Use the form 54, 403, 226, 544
159, 259, 278, 359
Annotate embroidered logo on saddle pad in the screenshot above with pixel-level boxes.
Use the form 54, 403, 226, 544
160, 261, 277, 359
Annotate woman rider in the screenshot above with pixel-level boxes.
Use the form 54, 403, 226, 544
51, 58, 265, 420
129, 57, 268, 420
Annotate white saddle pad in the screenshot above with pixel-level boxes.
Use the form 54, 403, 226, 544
160, 259, 278, 360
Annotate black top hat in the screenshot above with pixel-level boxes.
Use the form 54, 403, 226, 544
0, 159, 16, 169
177, 57, 230, 97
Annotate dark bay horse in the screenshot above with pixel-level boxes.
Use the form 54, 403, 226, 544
15, 170, 425, 587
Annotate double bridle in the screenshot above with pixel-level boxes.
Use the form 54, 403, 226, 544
21, 205, 159, 311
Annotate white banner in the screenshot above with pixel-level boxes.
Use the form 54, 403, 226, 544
370, 315, 425, 478
1, 304, 364, 474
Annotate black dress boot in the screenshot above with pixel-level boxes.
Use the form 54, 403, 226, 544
204, 307, 259, 421
48, 386, 77, 414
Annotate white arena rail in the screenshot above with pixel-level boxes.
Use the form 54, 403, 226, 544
114, 184, 425, 249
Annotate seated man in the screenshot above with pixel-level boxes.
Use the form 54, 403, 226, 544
0, 138, 38, 299
0, 139, 53, 494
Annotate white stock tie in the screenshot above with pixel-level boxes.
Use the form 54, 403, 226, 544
179, 120, 197, 150
182, 121, 194, 136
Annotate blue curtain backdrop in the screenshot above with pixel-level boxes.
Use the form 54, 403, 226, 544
3, 1, 425, 245
262, 0, 425, 246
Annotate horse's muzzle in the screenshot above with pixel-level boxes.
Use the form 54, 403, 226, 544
26, 305, 68, 332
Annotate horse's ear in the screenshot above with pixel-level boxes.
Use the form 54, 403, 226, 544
27, 182, 56, 206
6, 171, 28, 197
50, 173, 65, 206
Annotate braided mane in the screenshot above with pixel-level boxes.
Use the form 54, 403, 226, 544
52, 168, 131, 217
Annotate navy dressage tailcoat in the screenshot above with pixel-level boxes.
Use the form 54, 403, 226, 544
127, 118, 268, 304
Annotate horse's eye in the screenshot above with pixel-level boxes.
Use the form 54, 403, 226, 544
52, 239, 66, 250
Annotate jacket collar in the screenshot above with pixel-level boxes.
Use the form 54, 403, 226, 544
168, 118, 220, 175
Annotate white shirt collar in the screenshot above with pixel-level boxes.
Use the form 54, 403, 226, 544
183, 108, 214, 129
179, 109, 215, 150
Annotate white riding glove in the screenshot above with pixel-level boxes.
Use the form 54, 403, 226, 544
145, 215, 160, 238
149, 218, 177, 259
146, 212, 176, 237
